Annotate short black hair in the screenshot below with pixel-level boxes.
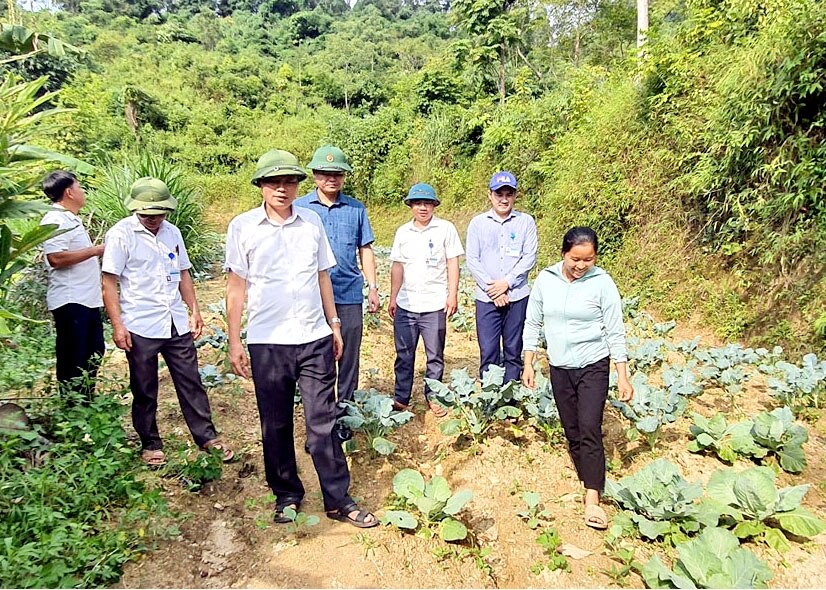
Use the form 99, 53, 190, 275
42, 170, 78, 203
562, 226, 599, 255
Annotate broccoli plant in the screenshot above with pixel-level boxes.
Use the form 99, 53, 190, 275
761, 353, 826, 411
427, 365, 522, 442
381, 469, 473, 542
662, 362, 703, 398
338, 389, 414, 456
518, 370, 562, 443
610, 373, 687, 450
705, 466, 825, 552
627, 337, 669, 372
641, 527, 773, 589
604, 459, 715, 544
517, 491, 553, 530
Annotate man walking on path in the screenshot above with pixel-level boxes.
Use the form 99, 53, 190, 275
388, 183, 463, 416
225, 149, 377, 528
295, 145, 379, 441
466, 171, 537, 383
101, 177, 232, 467
40, 170, 105, 400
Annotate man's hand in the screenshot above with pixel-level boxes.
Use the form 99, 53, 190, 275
332, 327, 344, 361
445, 293, 458, 317
93, 244, 105, 257
493, 293, 510, 308
388, 297, 397, 319
485, 278, 510, 300
229, 339, 249, 378
368, 288, 380, 313
113, 324, 132, 352
189, 310, 204, 339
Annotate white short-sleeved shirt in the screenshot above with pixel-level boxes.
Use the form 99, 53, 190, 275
40, 205, 103, 311
224, 205, 337, 345
390, 216, 464, 313
101, 215, 192, 339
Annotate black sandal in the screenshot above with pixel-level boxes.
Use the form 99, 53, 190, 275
326, 502, 378, 529
273, 501, 301, 524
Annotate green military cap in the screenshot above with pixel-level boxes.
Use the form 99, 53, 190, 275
307, 145, 353, 173
251, 149, 308, 186
127, 177, 177, 214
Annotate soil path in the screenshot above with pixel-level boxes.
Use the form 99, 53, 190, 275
115, 276, 826, 589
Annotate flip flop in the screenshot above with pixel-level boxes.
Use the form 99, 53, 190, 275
326, 502, 378, 529
202, 439, 235, 463
428, 400, 448, 418
141, 449, 166, 467
584, 504, 608, 530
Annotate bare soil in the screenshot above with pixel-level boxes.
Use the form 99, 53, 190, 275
114, 276, 826, 589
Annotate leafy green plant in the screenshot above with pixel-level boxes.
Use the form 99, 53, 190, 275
602, 545, 642, 588
427, 365, 522, 442
661, 362, 703, 398
280, 506, 320, 537
749, 407, 808, 473
627, 337, 668, 372
705, 466, 825, 552
530, 526, 570, 574
338, 388, 413, 455
687, 412, 761, 464
380, 468, 473, 542
517, 491, 553, 530
519, 370, 563, 443
604, 459, 715, 544
641, 527, 773, 589
610, 373, 687, 450
761, 354, 826, 411
162, 442, 224, 492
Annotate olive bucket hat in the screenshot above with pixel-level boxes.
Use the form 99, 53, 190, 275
127, 177, 178, 215
307, 145, 353, 173
251, 149, 308, 186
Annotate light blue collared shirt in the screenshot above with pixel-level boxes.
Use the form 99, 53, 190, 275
465, 209, 537, 303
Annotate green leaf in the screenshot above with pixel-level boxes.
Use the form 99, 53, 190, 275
762, 527, 790, 553
380, 510, 417, 529
371, 437, 396, 456
777, 445, 806, 473
775, 508, 826, 538
732, 468, 778, 519
776, 485, 810, 512
733, 520, 765, 539
443, 490, 472, 515
438, 517, 468, 542
439, 419, 462, 436
392, 469, 425, 499
425, 476, 452, 502
9, 145, 95, 174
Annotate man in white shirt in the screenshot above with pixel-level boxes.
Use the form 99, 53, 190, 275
101, 177, 232, 467
40, 170, 105, 401
225, 149, 376, 528
388, 183, 464, 416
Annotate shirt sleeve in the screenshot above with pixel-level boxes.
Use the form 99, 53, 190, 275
389, 228, 404, 262
465, 217, 493, 289
444, 222, 464, 258
101, 227, 128, 276
601, 275, 628, 363
40, 212, 75, 255
505, 215, 538, 289
522, 274, 545, 352
175, 227, 192, 271
358, 206, 375, 248
224, 217, 248, 279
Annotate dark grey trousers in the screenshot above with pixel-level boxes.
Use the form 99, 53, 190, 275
334, 303, 363, 417
126, 325, 218, 451
549, 356, 610, 491
249, 336, 353, 511
52, 303, 105, 401
393, 307, 446, 405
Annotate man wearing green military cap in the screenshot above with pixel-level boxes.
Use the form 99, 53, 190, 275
102, 177, 233, 467
295, 145, 379, 443
226, 149, 377, 528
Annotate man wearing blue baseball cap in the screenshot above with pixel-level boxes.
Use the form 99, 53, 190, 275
466, 171, 537, 384
388, 183, 464, 416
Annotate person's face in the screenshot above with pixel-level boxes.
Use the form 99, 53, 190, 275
137, 212, 166, 235
489, 187, 516, 216
65, 180, 86, 207
408, 199, 436, 224
260, 176, 301, 211
562, 242, 597, 281
312, 170, 345, 195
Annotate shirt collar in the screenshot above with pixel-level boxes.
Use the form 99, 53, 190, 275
51, 203, 79, 219
405, 216, 440, 232
485, 209, 517, 223
255, 203, 304, 226
130, 213, 168, 236
308, 189, 346, 207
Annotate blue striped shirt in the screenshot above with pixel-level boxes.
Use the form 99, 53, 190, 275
295, 190, 375, 305
465, 209, 537, 303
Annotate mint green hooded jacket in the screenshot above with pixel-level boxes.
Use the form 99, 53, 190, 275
522, 261, 628, 369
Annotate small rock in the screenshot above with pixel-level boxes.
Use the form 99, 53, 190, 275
214, 503, 225, 511
560, 543, 592, 559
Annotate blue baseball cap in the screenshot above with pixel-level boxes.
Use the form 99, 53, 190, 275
489, 171, 517, 191
404, 182, 440, 205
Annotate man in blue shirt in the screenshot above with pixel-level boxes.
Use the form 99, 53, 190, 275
295, 146, 379, 440
465, 171, 538, 383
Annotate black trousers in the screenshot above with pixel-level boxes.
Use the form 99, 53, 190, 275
334, 303, 363, 417
549, 356, 610, 492
249, 336, 353, 511
125, 325, 218, 451
52, 303, 105, 400
393, 307, 446, 405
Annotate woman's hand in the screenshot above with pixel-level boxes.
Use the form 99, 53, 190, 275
617, 374, 634, 402
521, 364, 536, 389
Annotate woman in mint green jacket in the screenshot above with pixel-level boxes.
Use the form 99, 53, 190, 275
522, 227, 633, 530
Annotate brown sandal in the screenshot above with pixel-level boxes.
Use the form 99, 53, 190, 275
585, 504, 608, 530
141, 449, 166, 467
202, 439, 235, 463
428, 400, 448, 418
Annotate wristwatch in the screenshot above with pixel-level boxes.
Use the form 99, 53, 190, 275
329, 317, 342, 325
